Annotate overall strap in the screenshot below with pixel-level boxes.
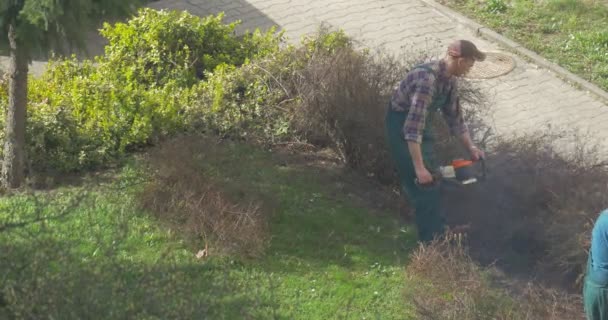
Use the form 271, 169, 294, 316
411, 65, 437, 77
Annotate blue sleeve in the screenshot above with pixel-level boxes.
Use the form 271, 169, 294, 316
591, 210, 608, 270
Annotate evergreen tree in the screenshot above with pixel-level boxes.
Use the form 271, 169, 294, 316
0, 0, 141, 188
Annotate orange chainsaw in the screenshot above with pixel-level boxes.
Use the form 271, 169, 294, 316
416, 158, 486, 188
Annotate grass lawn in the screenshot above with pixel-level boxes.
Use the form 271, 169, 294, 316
0, 140, 418, 319
438, 0, 608, 91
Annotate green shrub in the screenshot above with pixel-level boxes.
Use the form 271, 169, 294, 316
187, 27, 361, 144
301, 26, 354, 56
100, 8, 281, 88
24, 58, 196, 173
191, 59, 293, 141
1, 9, 283, 175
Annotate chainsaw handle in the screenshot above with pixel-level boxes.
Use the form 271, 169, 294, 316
476, 157, 486, 181
414, 172, 442, 189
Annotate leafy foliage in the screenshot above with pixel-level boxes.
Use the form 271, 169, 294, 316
99, 8, 277, 87
0, 0, 140, 56
0, 9, 283, 174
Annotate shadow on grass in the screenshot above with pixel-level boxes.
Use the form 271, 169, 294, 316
1, 238, 272, 319
2, 136, 418, 318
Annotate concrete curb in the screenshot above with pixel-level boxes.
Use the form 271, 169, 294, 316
419, 0, 608, 104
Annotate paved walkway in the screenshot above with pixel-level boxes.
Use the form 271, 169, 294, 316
4, 0, 608, 156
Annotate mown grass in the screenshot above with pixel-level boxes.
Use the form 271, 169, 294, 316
0, 140, 418, 319
438, 0, 608, 90
1, 136, 588, 319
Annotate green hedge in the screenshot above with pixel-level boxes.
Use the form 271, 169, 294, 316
0, 9, 283, 174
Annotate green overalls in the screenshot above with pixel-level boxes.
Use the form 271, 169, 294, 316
584, 253, 608, 320
385, 66, 448, 242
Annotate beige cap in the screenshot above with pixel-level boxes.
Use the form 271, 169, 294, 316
448, 40, 486, 61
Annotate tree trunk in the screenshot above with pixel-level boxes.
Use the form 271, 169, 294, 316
2, 24, 28, 188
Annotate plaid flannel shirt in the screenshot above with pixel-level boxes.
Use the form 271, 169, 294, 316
389, 60, 468, 144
